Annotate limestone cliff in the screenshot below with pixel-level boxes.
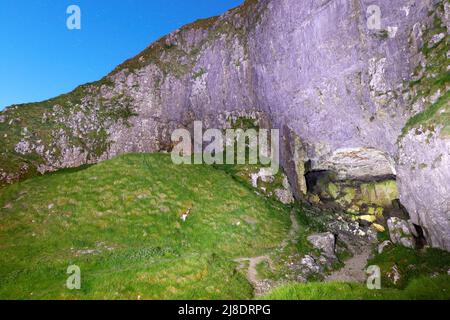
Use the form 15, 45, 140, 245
0, 0, 449, 250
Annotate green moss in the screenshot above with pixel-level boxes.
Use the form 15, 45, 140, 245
402, 90, 450, 136
360, 180, 398, 207
368, 245, 450, 289
229, 116, 259, 131
186, 16, 219, 30
327, 182, 339, 199
341, 187, 356, 204
192, 68, 207, 80
255, 260, 276, 280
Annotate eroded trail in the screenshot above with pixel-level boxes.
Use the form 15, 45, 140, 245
234, 210, 299, 295
235, 208, 374, 296
326, 245, 372, 283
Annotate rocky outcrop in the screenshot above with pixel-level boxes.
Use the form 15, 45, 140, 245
307, 232, 336, 258
311, 147, 396, 181
387, 217, 415, 249
396, 1, 450, 251
0, 0, 448, 250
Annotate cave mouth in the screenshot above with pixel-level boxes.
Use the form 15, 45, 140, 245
412, 223, 428, 249
304, 170, 332, 193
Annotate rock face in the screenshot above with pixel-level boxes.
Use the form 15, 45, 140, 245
398, 127, 450, 251
396, 1, 450, 251
0, 0, 449, 250
311, 147, 396, 181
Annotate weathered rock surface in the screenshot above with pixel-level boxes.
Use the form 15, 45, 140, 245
274, 176, 295, 205
398, 127, 450, 251
378, 240, 393, 254
299, 255, 321, 275
395, 1, 450, 251
387, 217, 415, 249
307, 232, 336, 258
0, 0, 449, 250
312, 147, 396, 181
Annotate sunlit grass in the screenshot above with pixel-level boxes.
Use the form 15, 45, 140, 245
0, 153, 292, 299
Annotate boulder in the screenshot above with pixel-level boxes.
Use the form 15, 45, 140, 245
378, 240, 393, 254
372, 223, 386, 233
387, 217, 415, 249
300, 255, 321, 274
274, 176, 295, 204
307, 232, 336, 258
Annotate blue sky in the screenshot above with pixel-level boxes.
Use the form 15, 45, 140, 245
0, 0, 243, 110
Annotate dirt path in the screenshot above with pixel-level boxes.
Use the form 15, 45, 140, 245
234, 210, 299, 295
325, 245, 371, 283
235, 209, 373, 294
234, 255, 273, 285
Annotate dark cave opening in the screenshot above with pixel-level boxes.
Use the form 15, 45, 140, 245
413, 224, 428, 249
304, 169, 332, 193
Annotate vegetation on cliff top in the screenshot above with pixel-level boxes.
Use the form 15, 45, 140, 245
0, 78, 136, 187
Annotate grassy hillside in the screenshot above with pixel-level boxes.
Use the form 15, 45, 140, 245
262, 275, 450, 300
0, 153, 295, 299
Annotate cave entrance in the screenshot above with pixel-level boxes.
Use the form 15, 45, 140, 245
412, 223, 428, 249
304, 169, 332, 193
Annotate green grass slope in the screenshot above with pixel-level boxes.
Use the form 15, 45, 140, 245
261, 275, 450, 300
0, 153, 293, 300
263, 244, 450, 300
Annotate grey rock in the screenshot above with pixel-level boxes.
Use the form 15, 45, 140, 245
445, 1, 450, 31
300, 255, 321, 274
312, 147, 396, 181
250, 168, 275, 188
387, 217, 415, 249
307, 232, 336, 258
378, 240, 393, 254
428, 33, 445, 48
274, 175, 295, 204
398, 127, 450, 251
